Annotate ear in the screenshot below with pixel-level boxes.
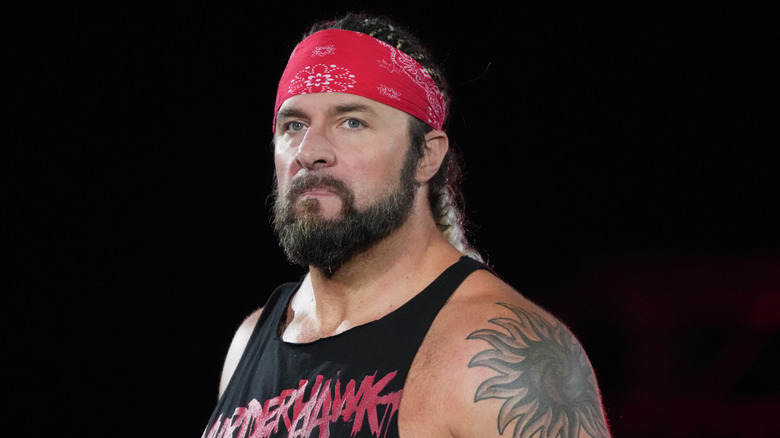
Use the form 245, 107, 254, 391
416, 130, 449, 184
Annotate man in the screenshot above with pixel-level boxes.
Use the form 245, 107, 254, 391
203, 13, 610, 438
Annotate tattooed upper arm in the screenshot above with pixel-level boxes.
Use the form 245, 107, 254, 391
466, 303, 610, 438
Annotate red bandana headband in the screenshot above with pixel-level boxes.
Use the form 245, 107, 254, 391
274, 29, 445, 132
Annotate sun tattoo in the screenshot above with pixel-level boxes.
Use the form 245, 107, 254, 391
467, 303, 609, 438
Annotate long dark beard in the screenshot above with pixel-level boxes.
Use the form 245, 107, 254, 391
272, 149, 419, 275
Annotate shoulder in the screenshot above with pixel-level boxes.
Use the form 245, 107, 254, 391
402, 269, 611, 437
218, 307, 264, 398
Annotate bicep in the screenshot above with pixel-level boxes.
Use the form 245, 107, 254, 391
218, 307, 263, 398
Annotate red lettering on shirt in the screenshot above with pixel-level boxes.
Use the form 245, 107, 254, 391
203, 371, 402, 438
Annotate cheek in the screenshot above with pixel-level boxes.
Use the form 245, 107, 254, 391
273, 150, 296, 188
352, 158, 406, 203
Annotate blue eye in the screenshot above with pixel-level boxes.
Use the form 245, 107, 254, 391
288, 121, 305, 132
344, 119, 363, 129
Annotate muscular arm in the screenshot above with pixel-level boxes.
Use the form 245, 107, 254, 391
465, 302, 610, 438
218, 308, 262, 398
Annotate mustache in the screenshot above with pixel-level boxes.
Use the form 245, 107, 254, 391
284, 174, 354, 203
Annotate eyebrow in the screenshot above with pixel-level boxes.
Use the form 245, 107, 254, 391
276, 107, 308, 121
330, 103, 379, 117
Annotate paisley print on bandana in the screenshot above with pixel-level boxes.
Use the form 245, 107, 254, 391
312, 45, 336, 57
274, 29, 445, 132
377, 84, 401, 101
376, 42, 445, 130
287, 64, 356, 95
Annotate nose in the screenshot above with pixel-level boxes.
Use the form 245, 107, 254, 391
295, 127, 335, 171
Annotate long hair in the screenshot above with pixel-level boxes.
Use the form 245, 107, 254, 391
304, 13, 482, 261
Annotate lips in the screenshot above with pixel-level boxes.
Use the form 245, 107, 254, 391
299, 187, 338, 198
292, 185, 343, 206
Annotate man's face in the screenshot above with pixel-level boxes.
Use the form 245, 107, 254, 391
271, 93, 421, 273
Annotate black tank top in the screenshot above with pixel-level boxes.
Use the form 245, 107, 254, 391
202, 256, 485, 438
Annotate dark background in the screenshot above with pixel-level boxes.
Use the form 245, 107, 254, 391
7, 1, 778, 436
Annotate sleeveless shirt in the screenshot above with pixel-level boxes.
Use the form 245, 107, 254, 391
202, 256, 485, 438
